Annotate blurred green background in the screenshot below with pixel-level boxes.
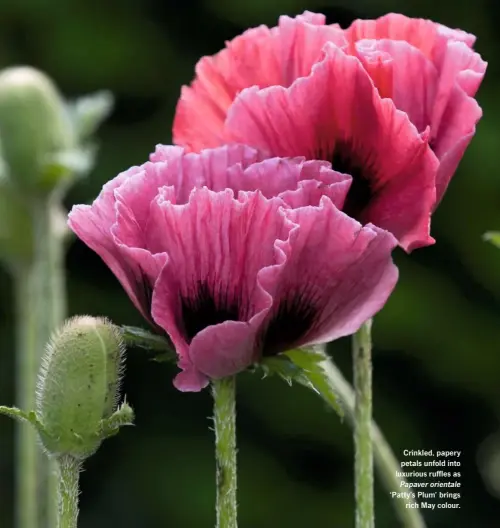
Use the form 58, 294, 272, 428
0, 0, 499, 526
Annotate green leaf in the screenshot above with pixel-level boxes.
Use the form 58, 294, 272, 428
151, 352, 177, 363
39, 147, 96, 191
483, 231, 500, 248
69, 91, 114, 141
121, 326, 176, 362
259, 347, 344, 418
258, 355, 306, 386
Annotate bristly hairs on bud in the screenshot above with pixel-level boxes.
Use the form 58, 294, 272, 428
36, 315, 126, 417
35, 315, 129, 459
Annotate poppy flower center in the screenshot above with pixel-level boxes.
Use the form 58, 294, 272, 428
262, 292, 317, 356
329, 142, 374, 220
181, 281, 240, 342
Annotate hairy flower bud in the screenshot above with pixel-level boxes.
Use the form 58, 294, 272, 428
35, 316, 130, 459
0, 66, 75, 192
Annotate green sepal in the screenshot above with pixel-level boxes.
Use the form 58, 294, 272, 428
0, 406, 48, 437
68, 91, 114, 142
0, 405, 31, 424
483, 231, 500, 248
258, 347, 344, 418
121, 325, 176, 361
99, 400, 135, 440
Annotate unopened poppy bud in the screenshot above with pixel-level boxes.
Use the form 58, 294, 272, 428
35, 316, 131, 459
0, 66, 75, 192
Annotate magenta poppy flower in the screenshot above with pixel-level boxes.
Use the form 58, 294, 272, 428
68, 144, 398, 391
173, 11, 486, 249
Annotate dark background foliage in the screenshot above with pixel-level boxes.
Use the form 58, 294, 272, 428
1, 0, 499, 526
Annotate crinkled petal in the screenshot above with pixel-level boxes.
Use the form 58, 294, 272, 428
430, 41, 486, 139
436, 23, 476, 49
431, 87, 482, 202
355, 39, 438, 134
350, 40, 394, 99
173, 13, 346, 152
275, 12, 347, 83
149, 143, 350, 210
260, 198, 398, 351
187, 321, 260, 386
173, 25, 281, 152
173, 367, 210, 392
345, 13, 475, 67
148, 143, 262, 203
438, 41, 486, 99
352, 38, 484, 204
111, 184, 169, 307
150, 188, 292, 391
293, 11, 327, 26
225, 42, 439, 251
67, 167, 158, 319
234, 157, 351, 209
150, 143, 261, 168
353, 38, 485, 163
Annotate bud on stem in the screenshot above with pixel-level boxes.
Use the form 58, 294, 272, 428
0, 67, 75, 193
35, 316, 133, 459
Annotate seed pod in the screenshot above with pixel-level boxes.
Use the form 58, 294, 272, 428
0, 66, 75, 192
36, 316, 125, 459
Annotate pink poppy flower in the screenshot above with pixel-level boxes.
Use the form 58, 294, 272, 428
344, 12, 486, 202
173, 11, 486, 248
68, 144, 398, 391
173, 12, 347, 152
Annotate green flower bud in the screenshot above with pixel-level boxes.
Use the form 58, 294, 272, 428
36, 316, 130, 459
0, 66, 75, 193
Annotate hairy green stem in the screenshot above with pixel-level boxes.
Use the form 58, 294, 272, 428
15, 270, 38, 528
212, 376, 238, 528
316, 350, 426, 528
56, 456, 80, 528
14, 195, 65, 528
353, 319, 374, 528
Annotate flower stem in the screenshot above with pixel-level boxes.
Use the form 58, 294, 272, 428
56, 456, 81, 528
14, 195, 65, 528
316, 349, 426, 528
353, 319, 374, 528
14, 273, 38, 528
212, 376, 238, 528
